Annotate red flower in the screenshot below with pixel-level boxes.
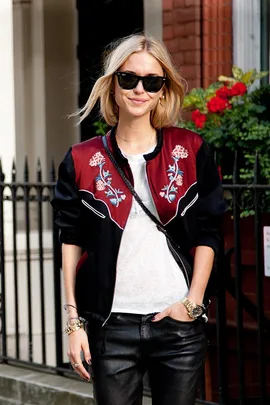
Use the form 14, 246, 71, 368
191, 109, 207, 128
230, 82, 247, 96
216, 86, 231, 99
207, 96, 230, 113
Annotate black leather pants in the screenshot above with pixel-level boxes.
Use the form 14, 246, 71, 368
88, 313, 206, 405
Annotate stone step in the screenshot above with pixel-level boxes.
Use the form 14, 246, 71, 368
0, 364, 152, 405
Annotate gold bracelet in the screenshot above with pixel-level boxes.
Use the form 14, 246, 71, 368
64, 318, 85, 335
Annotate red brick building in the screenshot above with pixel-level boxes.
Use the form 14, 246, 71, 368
162, 0, 233, 89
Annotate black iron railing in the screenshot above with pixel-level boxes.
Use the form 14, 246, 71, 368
0, 153, 270, 404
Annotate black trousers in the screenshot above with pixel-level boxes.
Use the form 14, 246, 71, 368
88, 313, 206, 405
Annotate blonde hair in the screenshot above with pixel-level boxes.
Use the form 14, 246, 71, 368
76, 33, 186, 128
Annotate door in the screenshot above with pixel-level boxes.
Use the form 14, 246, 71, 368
77, 0, 144, 141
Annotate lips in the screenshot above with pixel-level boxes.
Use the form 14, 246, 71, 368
128, 98, 148, 104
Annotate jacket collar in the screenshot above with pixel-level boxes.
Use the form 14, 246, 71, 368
108, 126, 163, 165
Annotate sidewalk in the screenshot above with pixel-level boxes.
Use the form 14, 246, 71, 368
0, 364, 152, 405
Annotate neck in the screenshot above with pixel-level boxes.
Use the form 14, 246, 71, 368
115, 115, 157, 155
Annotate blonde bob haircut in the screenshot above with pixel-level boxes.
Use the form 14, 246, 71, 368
77, 33, 186, 129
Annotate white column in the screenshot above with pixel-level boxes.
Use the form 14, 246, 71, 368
13, 0, 33, 180
144, 0, 163, 41
0, 1, 20, 347
0, 1, 16, 181
233, 0, 261, 77
31, 0, 47, 178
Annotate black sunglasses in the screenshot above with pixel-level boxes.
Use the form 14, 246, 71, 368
115, 72, 166, 93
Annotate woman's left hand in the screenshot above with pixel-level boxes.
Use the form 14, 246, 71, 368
152, 301, 194, 322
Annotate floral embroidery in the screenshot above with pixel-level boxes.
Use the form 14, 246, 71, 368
160, 145, 188, 202
89, 152, 126, 207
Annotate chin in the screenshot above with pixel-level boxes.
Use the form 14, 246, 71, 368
126, 106, 152, 118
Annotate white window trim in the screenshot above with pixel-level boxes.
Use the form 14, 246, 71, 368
233, 0, 261, 76
143, 0, 162, 40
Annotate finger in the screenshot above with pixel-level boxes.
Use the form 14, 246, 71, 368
152, 308, 170, 322
70, 355, 90, 381
81, 340, 92, 365
69, 351, 90, 380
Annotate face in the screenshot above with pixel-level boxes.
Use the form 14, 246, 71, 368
114, 50, 165, 120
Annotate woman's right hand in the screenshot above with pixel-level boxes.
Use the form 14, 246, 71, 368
67, 328, 91, 381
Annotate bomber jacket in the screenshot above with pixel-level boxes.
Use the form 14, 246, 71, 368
51, 126, 226, 322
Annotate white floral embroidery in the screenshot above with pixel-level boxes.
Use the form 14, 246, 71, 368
172, 145, 189, 159
89, 152, 105, 166
96, 179, 106, 191
175, 174, 183, 186
89, 152, 125, 207
160, 145, 188, 203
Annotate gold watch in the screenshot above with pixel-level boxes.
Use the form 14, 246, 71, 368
181, 298, 206, 319
64, 318, 85, 335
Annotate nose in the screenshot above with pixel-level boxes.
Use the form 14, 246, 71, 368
134, 79, 144, 93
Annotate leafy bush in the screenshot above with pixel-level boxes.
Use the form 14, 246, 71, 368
180, 67, 270, 178
179, 66, 270, 216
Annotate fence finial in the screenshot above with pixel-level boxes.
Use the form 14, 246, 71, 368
24, 156, 29, 182
0, 158, 5, 182
12, 159, 17, 182
37, 158, 42, 182
50, 158, 56, 182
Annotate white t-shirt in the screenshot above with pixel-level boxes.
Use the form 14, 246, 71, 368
111, 147, 188, 315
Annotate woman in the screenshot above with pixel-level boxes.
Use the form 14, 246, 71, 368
51, 33, 226, 405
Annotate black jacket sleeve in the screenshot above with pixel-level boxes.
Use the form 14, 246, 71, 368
51, 147, 83, 247
195, 140, 227, 254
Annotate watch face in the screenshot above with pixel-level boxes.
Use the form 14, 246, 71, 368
191, 306, 203, 317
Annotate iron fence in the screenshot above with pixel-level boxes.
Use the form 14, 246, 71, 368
0, 153, 270, 404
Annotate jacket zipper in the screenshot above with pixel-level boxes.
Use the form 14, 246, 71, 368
102, 311, 111, 327
102, 278, 116, 325
167, 239, 191, 288
102, 277, 117, 327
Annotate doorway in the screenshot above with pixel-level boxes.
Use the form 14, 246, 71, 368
77, 0, 144, 141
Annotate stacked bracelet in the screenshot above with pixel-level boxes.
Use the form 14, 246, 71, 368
64, 317, 86, 335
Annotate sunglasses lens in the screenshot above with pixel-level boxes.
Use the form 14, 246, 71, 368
117, 73, 139, 90
116, 73, 165, 93
143, 77, 164, 92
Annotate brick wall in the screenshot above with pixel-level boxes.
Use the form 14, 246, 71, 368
162, 0, 232, 90
163, 0, 202, 90
202, 0, 232, 87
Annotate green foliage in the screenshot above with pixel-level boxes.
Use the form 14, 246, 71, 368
93, 120, 108, 135
180, 66, 270, 216
182, 92, 270, 183
183, 66, 269, 112
250, 84, 270, 122
183, 82, 220, 112
218, 65, 269, 86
